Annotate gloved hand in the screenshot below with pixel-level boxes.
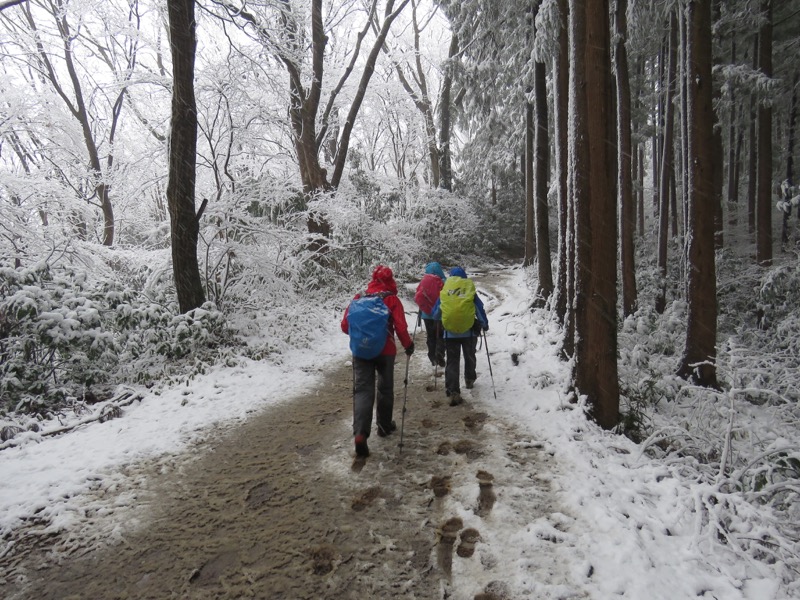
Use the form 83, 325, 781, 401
482, 324, 489, 332
405, 342, 415, 356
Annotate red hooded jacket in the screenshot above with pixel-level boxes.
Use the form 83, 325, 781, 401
341, 265, 413, 356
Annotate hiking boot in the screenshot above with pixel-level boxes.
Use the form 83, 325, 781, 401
377, 421, 397, 437
465, 379, 475, 389
449, 392, 463, 407
354, 433, 369, 457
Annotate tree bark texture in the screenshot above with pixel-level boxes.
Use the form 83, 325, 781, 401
553, 0, 571, 331
655, 11, 677, 315
439, 32, 459, 191
167, 0, 206, 313
756, 0, 773, 266
615, 0, 637, 317
677, 0, 718, 388
534, 60, 553, 302
569, 0, 619, 429
524, 100, 536, 267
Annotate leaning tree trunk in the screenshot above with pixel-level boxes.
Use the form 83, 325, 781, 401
677, 0, 718, 389
167, 0, 206, 313
569, 0, 619, 430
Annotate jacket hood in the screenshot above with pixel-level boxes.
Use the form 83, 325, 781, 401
366, 264, 398, 295
424, 262, 446, 280
449, 266, 467, 278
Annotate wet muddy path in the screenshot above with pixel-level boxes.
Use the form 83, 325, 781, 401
1, 273, 559, 599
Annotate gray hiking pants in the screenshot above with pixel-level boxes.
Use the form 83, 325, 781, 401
445, 335, 477, 396
352, 354, 395, 437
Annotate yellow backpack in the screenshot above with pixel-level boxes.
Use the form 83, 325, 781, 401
440, 276, 476, 334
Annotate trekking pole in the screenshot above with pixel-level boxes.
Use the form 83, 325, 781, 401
399, 312, 419, 454
433, 320, 441, 390
482, 330, 497, 400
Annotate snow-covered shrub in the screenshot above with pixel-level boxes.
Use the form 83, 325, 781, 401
327, 174, 482, 275
0, 260, 228, 416
0, 263, 118, 414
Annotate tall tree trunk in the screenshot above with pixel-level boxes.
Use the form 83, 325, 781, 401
677, 0, 718, 388
569, 0, 619, 429
711, 0, 724, 250
524, 99, 536, 267
748, 35, 758, 235
615, 0, 637, 317
656, 11, 677, 315
534, 60, 554, 302
439, 32, 458, 191
638, 143, 645, 236
679, 8, 690, 243
756, 0, 773, 266
167, 0, 206, 313
782, 71, 797, 246
726, 38, 739, 227
553, 0, 571, 331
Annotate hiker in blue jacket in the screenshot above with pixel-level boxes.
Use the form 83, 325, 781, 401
432, 267, 488, 406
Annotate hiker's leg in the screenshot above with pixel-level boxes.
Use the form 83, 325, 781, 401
464, 334, 478, 383
445, 338, 461, 396
375, 354, 396, 430
435, 321, 446, 366
423, 318, 438, 365
352, 357, 376, 436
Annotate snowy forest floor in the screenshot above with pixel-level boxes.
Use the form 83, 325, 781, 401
0, 268, 793, 599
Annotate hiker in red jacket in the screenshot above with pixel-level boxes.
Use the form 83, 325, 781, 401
414, 261, 447, 368
341, 265, 414, 457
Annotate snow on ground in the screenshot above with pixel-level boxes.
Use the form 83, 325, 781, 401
0, 267, 790, 599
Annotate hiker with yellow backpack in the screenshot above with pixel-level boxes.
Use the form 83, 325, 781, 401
431, 267, 488, 406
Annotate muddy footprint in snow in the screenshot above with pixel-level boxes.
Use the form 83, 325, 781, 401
456, 527, 481, 558
308, 544, 337, 575
351, 485, 381, 511
476, 470, 496, 517
463, 412, 489, 432
430, 475, 451, 498
436, 516, 463, 578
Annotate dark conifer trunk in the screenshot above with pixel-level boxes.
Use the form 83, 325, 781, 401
569, 0, 619, 429
656, 11, 677, 315
534, 60, 553, 303
677, 0, 718, 389
756, 0, 773, 266
615, 0, 637, 317
553, 0, 571, 330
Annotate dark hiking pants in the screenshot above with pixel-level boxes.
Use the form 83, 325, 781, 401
444, 335, 477, 396
352, 354, 395, 437
423, 318, 445, 366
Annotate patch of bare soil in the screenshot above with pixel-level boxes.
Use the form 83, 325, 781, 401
0, 272, 557, 599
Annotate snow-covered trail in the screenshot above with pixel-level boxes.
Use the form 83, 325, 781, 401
1, 270, 574, 599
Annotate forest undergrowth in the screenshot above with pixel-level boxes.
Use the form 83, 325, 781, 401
614, 237, 800, 585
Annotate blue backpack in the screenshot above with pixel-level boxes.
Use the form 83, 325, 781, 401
347, 293, 391, 359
